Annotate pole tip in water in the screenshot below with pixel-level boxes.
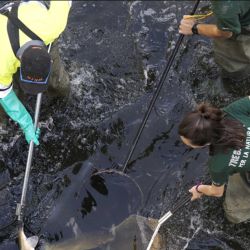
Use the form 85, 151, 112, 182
18, 227, 39, 250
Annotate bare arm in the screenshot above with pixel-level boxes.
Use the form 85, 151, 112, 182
179, 17, 232, 39
189, 183, 225, 201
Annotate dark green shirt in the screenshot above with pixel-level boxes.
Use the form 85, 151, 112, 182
209, 97, 250, 186
211, 0, 250, 35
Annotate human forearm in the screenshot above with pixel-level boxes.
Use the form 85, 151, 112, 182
196, 184, 223, 197
189, 183, 224, 201
195, 24, 232, 39
179, 17, 232, 39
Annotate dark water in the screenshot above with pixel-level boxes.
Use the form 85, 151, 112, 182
41, 161, 143, 241
0, 1, 250, 250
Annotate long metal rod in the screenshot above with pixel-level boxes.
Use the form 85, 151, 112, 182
0, 2, 14, 13
146, 222, 162, 250
16, 93, 43, 222
146, 198, 189, 250
16, 44, 52, 223
146, 176, 211, 250
122, 0, 200, 173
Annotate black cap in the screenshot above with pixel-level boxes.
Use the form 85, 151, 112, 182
19, 45, 51, 95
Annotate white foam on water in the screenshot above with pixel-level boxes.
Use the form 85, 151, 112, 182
118, 79, 126, 89
189, 213, 203, 231
143, 69, 148, 86
129, 1, 141, 16
59, 41, 81, 51
69, 63, 96, 97
0, 131, 21, 151
40, 116, 54, 132
155, 13, 177, 23
110, 224, 116, 237
9, 134, 21, 148
144, 8, 156, 17
182, 214, 203, 249
66, 217, 82, 238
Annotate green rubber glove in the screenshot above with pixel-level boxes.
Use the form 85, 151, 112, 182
0, 90, 39, 145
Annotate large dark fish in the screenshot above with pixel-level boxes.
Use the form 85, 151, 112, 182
45, 215, 166, 250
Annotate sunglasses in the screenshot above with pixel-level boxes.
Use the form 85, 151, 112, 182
20, 67, 51, 85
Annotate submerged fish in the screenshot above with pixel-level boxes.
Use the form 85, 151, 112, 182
45, 231, 113, 250
44, 215, 166, 250
106, 215, 166, 250
18, 228, 39, 250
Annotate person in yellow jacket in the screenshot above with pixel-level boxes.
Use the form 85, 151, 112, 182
0, 0, 71, 145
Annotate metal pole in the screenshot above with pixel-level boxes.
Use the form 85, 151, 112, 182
16, 93, 43, 222
16, 44, 52, 223
146, 207, 183, 250
0, 2, 15, 14
122, 0, 201, 173
146, 176, 211, 249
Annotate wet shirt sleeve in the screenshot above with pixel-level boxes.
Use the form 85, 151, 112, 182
208, 154, 230, 186
223, 97, 250, 124
211, 1, 241, 35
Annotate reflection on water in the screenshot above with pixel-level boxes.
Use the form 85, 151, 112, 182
91, 173, 108, 195
80, 174, 108, 218
186, 230, 246, 250
42, 161, 143, 244
80, 190, 97, 218
46, 215, 163, 250
0, 1, 250, 250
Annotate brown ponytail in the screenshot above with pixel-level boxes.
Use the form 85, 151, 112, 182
178, 103, 245, 152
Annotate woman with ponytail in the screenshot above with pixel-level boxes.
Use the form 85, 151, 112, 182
179, 97, 250, 223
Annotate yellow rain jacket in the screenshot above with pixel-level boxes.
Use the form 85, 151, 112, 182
0, 1, 71, 88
